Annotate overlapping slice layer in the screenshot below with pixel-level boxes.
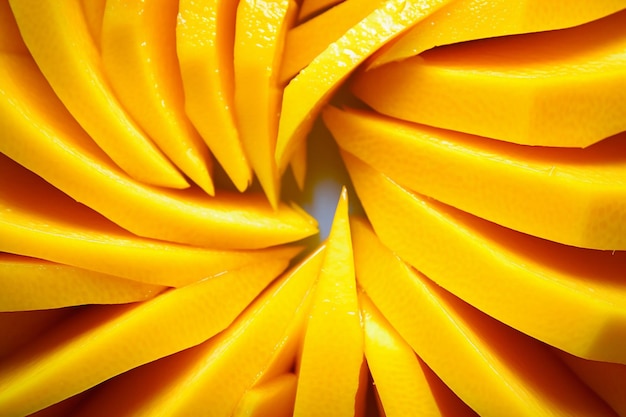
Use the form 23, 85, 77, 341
352, 217, 617, 417
233, 373, 298, 417
326, 106, 626, 250
344, 152, 626, 364
353, 9, 626, 147
0, 259, 289, 417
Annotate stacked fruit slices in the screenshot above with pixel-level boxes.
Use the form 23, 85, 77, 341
0, 0, 625, 416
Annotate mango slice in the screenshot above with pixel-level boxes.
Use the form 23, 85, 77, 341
274, 0, 453, 175
298, 0, 344, 21
0, 254, 166, 312
0, 53, 317, 250
233, 373, 298, 417
0, 0, 27, 54
352, 10, 626, 147
71, 247, 323, 417
0, 259, 288, 417
234, 0, 296, 207
101, 0, 215, 194
344, 152, 626, 364
294, 188, 365, 416
370, 0, 626, 68
7, 0, 188, 188
177, 0, 252, 192
79, 0, 106, 47
326, 106, 626, 250
360, 292, 478, 417
352, 217, 617, 417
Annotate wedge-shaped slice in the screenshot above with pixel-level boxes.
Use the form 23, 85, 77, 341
0, 1, 27, 54
234, 0, 296, 206
352, 217, 617, 417
353, 10, 626, 148
0, 154, 300, 287
294, 188, 365, 416
70, 247, 324, 417
101, 0, 214, 194
0, 54, 317, 250
361, 292, 478, 417
0, 259, 287, 417
326, 107, 626, 250
0, 254, 166, 312
233, 373, 298, 417
370, 0, 626, 68
8, 0, 187, 188
177, 0, 252, 192
344, 152, 626, 364
274, 0, 453, 174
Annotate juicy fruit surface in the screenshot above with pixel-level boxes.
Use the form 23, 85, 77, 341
1, 1, 626, 416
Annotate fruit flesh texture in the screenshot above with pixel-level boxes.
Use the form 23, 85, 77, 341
8, 0, 188, 188
352, 217, 618, 417
344, 151, 626, 364
0, 259, 289, 417
325, 106, 626, 250
352, 10, 626, 148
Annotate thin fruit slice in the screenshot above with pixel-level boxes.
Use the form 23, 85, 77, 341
0, 0, 27, 54
233, 373, 298, 417
0, 154, 301, 287
279, 0, 382, 83
370, 0, 626, 68
289, 139, 308, 190
326, 106, 626, 250
344, 152, 626, 364
274, 0, 453, 174
100, 0, 214, 194
0, 254, 166, 312
294, 188, 365, 416
0, 53, 318, 250
177, 0, 252, 191
70, 247, 324, 417
352, 217, 617, 417
8, 0, 187, 188
352, 10, 626, 148
0, 259, 288, 417
360, 292, 478, 417
234, 0, 296, 206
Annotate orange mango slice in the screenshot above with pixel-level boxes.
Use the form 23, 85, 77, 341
0, 259, 288, 417
70, 247, 323, 417
298, 0, 343, 21
7, 0, 188, 188
234, 0, 296, 207
101, 0, 215, 194
370, 0, 626, 68
79, 0, 106, 47
177, 0, 252, 192
294, 188, 365, 416
360, 292, 478, 417
352, 10, 626, 147
233, 373, 298, 417
0, 53, 317, 250
344, 152, 626, 364
0, 0, 27, 54
326, 106, 626, 250
274, 0, 453, 175
352, 217, 617, 417
0, 254, 166, 312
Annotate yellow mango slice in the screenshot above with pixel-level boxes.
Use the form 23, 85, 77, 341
0, 154, 301, 287
233, 373, 298, 417
294, 188, 365, 416
0, 53, 318, 250
0, 0, 27, 54
370, 0, 626, 68
0, 254, 166, 312
360, 292, 478, 417
79, 0, 106, 47
352, 10, 626, 148
0, 259, 288, 417
234, 0, 296, 207
7, 0, 188, 188
289, 139, 308, 190
351, 217, 617, 417
326, 106, 626, 250
344, 152, 626, 364
70, 247, 324, 417
177, 0, 252, 192
100, 0, 215, 194
298, 0, 343, 21
274, 0, 453, 175
279, 0, 383, 83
